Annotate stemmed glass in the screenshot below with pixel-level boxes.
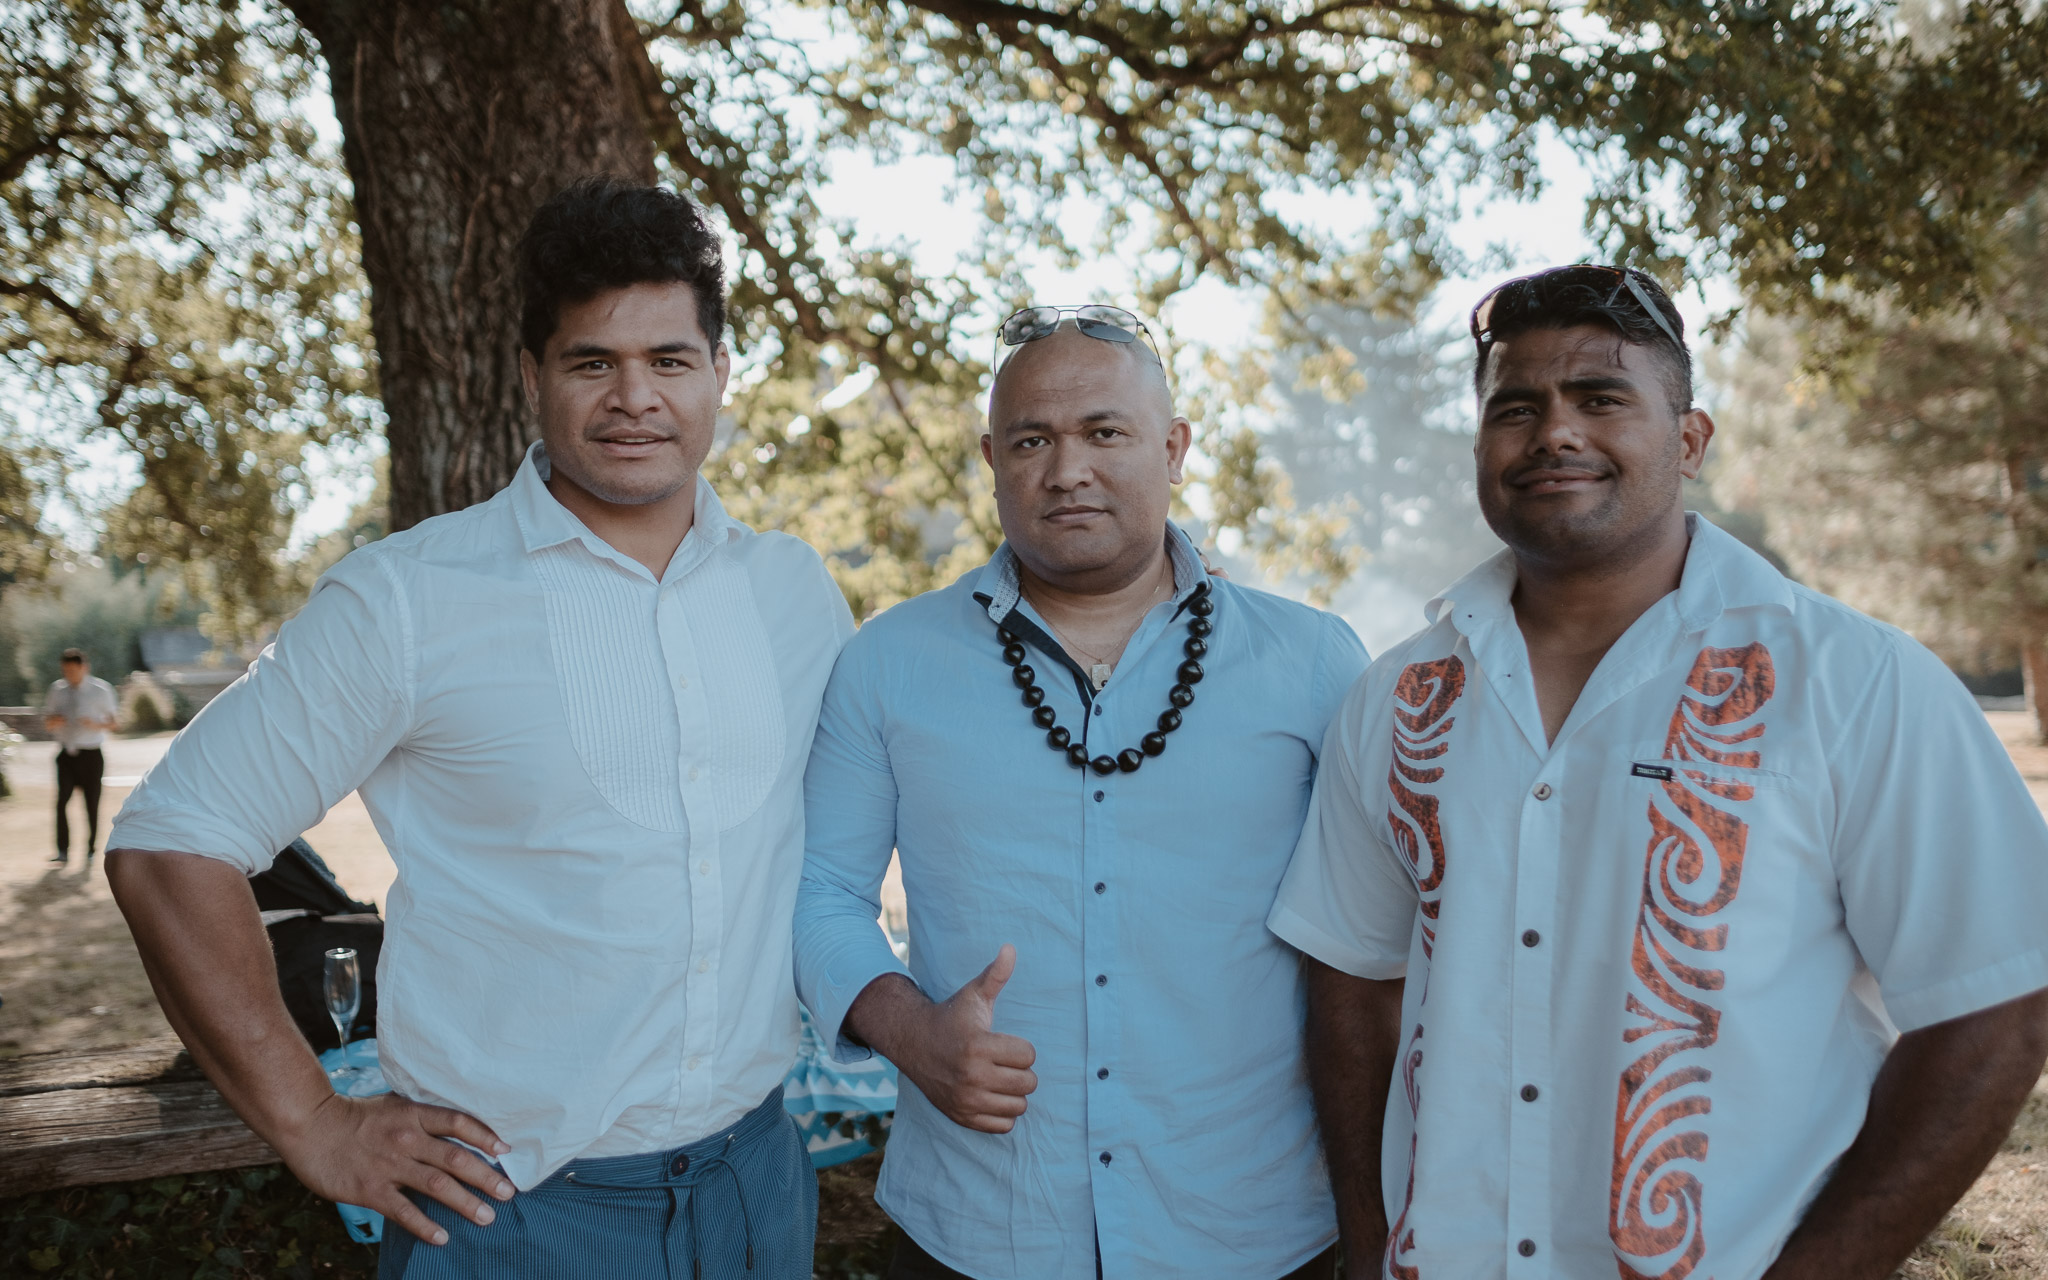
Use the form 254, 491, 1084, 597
324, 947, 362, 1086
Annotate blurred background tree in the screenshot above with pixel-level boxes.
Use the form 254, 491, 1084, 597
1715, 186, 2048, 739
4, 0, 2047, 642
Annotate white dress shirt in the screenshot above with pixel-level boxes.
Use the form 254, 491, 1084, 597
1271, 515, 2048, 1280
46, 675, 118, 752
110, 444, 854, 1187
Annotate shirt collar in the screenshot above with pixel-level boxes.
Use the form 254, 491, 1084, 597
506, 441, 742, 581
1427, 512, 1794, 638
971, 522, 1209, 624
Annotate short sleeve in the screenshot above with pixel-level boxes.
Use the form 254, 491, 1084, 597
1309, 611, 1371, 749
107, 550, 415, 875
1268, 669, 1420, 979
1832, 635, 2048, 1032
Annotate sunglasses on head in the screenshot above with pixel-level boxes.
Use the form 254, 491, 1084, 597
1469, 265, 1683, 353
995, 304, 1165, 372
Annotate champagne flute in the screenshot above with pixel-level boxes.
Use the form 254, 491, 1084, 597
324, 947, 362, 1085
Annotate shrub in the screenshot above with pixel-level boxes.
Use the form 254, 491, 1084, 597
127, 694, 166, 735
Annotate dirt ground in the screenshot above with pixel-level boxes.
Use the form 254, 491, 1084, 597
3, 714, 2047, 1275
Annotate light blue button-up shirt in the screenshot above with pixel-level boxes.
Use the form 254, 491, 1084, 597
794, 526, 1368, 1279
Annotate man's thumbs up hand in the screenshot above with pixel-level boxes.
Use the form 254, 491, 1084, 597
842, 945, 1038, 1134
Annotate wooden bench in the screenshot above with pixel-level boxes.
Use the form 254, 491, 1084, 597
0, 1036, 275, 1198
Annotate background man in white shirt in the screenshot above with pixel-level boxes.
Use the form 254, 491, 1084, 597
43, 647, 118, 865
106, 179, 852, 1278
1274, 265, 2048, 1279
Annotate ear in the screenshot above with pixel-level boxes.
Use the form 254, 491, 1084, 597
980, 432, 995, 471
1165, 416, 1193, 485
1677, 407, 1715, 481
713, 341, 732, 401
519, 348, 541, 415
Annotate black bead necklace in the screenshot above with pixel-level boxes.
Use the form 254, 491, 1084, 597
999, 582, 1214, 776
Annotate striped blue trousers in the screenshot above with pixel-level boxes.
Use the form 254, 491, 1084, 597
379, 1087, 817, 1279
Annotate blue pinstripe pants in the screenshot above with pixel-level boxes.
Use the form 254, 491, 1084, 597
379, 1087, 817, 1279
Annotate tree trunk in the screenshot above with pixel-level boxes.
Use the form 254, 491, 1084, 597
2023, 635, 2048, 746
281, 0, 661, 530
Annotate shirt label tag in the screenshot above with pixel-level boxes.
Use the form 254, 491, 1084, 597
1631, 762, 1676, 781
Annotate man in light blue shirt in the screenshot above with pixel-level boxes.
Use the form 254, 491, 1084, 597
794, 304, 1368, 1279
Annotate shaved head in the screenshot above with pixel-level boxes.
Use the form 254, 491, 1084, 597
989, 325, 1173, 425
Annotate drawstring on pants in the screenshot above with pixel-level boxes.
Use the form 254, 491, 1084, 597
563, 1130, 757, 1279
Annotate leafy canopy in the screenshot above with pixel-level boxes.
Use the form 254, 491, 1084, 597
8, 0, 2048, 626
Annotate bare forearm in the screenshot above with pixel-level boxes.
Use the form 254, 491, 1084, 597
1764, 989, 2048, 1280
843, 972, 930, 1066
106, 849, 334, 1146
1305, 959, 1404, 1262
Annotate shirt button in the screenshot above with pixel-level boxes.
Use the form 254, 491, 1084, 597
669, 1153, 691, 1176
696, 959, 710, 974
1518, 1240, 1537, 1258
676, 675, 690, 690
688, 766, 701, 782
1521, 1084, 1539, 1102
1097, 1067, 1109, 1080
1532, 783, 1553, 801
687, 1055, 702, 1071
1093, 790, 1105, 803
1099, 1151, 1112, 1165
697, 860, 711, 876
1094, 882, 1106, 894
1093, 706, 1103, 716
1095, 973, 1108, 987
1522, 929, 1541, 948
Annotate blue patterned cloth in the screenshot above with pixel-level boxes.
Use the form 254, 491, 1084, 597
320, 1011, 897, 1243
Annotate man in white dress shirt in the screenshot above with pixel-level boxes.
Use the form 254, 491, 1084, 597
106, 178, 852, 1278
44, 647, 119, 864
1273, 265, 2048, 1279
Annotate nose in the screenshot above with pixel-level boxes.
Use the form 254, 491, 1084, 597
606, 360, 662, 416
1044, 433, 1093, 491
1523, 399, 1588, 456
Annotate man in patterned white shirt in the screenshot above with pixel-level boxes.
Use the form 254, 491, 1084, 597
1273, 265, 2048, 1280
106, 179, 852, 1278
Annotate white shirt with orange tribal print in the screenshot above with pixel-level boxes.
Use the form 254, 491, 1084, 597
1270, 514, 2048, 1280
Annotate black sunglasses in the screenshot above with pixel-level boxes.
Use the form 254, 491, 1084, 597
1469, 265, 1683, 353
994, 304, 1165, 372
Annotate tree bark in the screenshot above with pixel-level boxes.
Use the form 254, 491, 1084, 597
2022, 636, 2048, 746
280, 0, 661, 529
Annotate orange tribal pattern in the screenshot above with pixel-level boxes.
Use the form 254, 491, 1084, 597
1610, 644, 1776, 1280
1385, 1022, 1428, 1280
1381, 656, 1464, 1279
1386, 656, 1465, 959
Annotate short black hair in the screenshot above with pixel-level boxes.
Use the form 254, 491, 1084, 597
60, 648, 85, 664
1472, 268, 1692, 413
516, 177, 727, 358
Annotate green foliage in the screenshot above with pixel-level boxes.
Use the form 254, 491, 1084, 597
127, 691, 166, 733
1, 0, 379, 643
1713, 187, 2048, 679
16, 0, 2048, 628
0, 1167, 375, 1279
0, 561, 201, 703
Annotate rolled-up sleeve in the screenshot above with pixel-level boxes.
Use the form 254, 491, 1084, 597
794, 630, 914, 1061
1269, 670, 1419, 979
1831, 635, 2048, 1032
107, 550, 414, 875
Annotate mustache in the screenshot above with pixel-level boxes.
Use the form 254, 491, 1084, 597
1504, 458, 1612, 486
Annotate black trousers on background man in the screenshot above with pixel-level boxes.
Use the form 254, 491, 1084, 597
55, 747, 104, 861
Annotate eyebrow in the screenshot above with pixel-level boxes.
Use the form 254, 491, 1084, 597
1000, 408, 1135, 437
555, 339, 706, 362
1483, 374, 1638, 412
